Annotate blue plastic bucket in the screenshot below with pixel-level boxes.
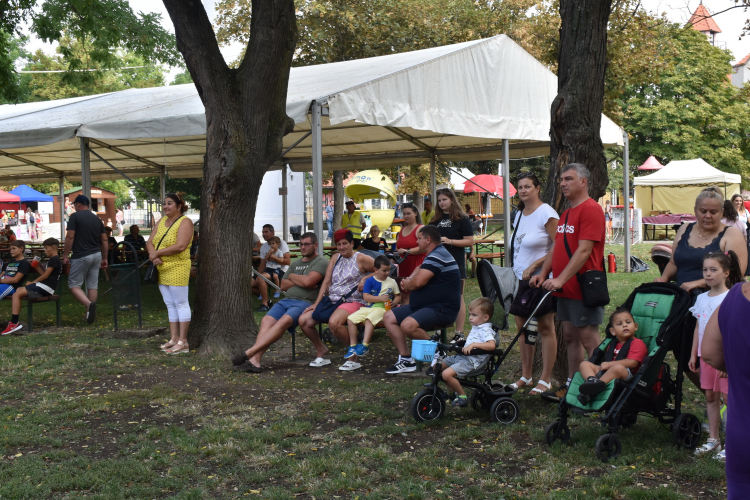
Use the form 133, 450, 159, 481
411, 340, 437, 362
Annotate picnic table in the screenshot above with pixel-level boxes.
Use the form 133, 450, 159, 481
641, 214, 696, 240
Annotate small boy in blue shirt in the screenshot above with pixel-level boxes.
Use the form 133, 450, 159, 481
341, 255, 400, 371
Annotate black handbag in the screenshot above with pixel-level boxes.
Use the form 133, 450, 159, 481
311, 255, 359, 323
144, 216, 183, 284
562, 211, 610, 308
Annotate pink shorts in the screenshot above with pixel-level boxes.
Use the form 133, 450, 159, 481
700, 358, 728, 394
337, 302, 364, 315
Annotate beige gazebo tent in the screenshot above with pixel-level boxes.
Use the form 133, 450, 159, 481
634, 158, 741, 215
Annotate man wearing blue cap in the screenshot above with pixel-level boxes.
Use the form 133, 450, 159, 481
62, 195, 108, 323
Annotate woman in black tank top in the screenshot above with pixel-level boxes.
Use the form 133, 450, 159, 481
656, 188, 747, 292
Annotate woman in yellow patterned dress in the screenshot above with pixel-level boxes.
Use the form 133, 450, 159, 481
146, 193, 194, 355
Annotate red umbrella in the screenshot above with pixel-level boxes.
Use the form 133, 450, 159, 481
462, 174, 517, 198
637, 155, 664, 171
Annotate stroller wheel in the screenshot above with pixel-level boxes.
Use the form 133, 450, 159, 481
410, 390, 446, 422
672, 413, 702, 449
544, 420, 571, 445
595, 433, 622, 462
489, 397, 520, 424
470, 390, 491, 412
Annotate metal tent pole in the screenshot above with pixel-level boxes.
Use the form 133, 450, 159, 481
160, 168, 166, 216
502, 140, 511, 267
80, 138, 91, 200
623, 131, 631, 272
311, 101, 324, 255
58, 175, 65, 239
282, 164, 289, 241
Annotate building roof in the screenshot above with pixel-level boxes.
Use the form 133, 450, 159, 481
734, 53, 750, 68
688, 3, 722, 33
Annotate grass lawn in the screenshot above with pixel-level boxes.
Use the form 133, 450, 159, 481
0, 244, 727, 499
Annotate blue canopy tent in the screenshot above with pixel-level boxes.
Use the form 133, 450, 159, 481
9, 185, 54, 239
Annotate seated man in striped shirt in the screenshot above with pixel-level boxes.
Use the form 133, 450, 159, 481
383, 225, 461, 374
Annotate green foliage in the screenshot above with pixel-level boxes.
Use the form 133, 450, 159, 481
134, 177, 203, 209
622, 26, 750, 181
0, 33, 32, 104
171, 70, 194, 86
19, 37, 165, 102
0, 0, 180, 102
93, 180, 133, 209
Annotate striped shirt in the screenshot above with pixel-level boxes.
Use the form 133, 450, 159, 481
410, 244, 461, 314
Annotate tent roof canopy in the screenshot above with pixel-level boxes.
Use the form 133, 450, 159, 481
0, 35, 623, 184
633, 158, 741, 186
9, 184, 53, 202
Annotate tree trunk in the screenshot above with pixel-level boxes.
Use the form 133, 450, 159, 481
411, 165, 424, 213
332, 170, 344, 230
542, 0, 613, 383
163, 0, 297, 355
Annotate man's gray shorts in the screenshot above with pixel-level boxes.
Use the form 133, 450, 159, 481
68, 253, 102, 290
442, 355, 482, 377
556, 297, 604, 328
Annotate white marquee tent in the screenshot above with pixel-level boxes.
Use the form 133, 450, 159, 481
633, 158, 741, 215
0, 34, 625, 256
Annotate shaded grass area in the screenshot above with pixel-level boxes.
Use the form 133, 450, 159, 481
0, 244, 727, 499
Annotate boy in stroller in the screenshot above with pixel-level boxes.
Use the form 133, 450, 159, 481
441, 297, 497, 407
577, 307, 647, 405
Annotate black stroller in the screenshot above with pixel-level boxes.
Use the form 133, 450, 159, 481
545, 282, 701, 461
409, 260, 554, 423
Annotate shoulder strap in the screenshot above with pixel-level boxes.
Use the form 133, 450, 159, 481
509, 210, 522, 268
604, 339, 618, 362
615, 339, 633, 361
562, 210, 573, 260
155, 215, 183, 250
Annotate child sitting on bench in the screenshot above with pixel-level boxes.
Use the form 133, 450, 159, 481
2, 238, 62, 335
342, 255, 400, 371
577, 306, 647, 405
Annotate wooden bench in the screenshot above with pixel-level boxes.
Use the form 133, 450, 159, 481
475, 252, 505, 266
3, 288, 62, 332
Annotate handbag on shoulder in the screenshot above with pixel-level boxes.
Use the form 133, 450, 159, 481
144, 216, 183, 284
562, 211, 610, 308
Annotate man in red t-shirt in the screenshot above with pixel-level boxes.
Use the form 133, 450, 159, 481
530, 163, 606, 402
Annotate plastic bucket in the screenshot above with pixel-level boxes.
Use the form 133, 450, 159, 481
411, 340, 437, 362
391, 225, 400, 233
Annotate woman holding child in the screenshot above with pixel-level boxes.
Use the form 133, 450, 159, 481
395, 203, 424, 305
507, 172, 559, 396
148, 193, 194, 355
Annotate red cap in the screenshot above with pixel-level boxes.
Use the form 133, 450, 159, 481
333, 229, 352, 243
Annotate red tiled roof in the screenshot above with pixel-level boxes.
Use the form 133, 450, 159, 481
734, 53, 750, 68
688, 4, 722, 33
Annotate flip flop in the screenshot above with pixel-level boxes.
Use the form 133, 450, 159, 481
309, 357, 331, 367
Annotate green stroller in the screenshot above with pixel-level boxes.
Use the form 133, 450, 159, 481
544, 282, 702, 461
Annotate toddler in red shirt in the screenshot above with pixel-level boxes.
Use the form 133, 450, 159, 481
577, 306, 647, 404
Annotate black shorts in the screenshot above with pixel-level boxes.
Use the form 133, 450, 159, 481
352, 238, 362, 249
26, 283, 53, 299
391, 304, 457, 331
266, 268, 284, 281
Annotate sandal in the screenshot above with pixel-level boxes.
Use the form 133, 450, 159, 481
309, 357, 331, 367
530, 380, 551, 395
509, 376, 532, 390
166, 340, 190, 355
160, 340, 177, 351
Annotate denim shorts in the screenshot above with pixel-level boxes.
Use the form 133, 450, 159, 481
391, 304, 457, 332
267, 298, 313, 329
68, 253, 102, 290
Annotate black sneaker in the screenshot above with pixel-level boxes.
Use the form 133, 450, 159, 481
540, 384, 569, 404
258, 304, 269, 312
385, 358, 417, 374
579, 378, 606, 396
449, 333, 464, 344
577, 393, 591, 406
451, 396, 468, 407
231, 353, 249, 365
86, 302, 97, 324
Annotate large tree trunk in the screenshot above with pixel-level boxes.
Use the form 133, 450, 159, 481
542, 0, 612, 383
163, 0, 297, 355
332, 170, 344, 230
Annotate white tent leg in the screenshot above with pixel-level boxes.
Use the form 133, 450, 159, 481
80, 137, 91, 200
502, 140, 511, 267
430, 155, 436, 208
282, 164, 288, 241
623, 131, 631, 272
58, 175, 65, 239
311, 101, 324, 255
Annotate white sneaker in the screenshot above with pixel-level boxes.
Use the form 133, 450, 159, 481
339, 361, 362, 371
694, 438, 721, 456
714, 448, 726, 461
